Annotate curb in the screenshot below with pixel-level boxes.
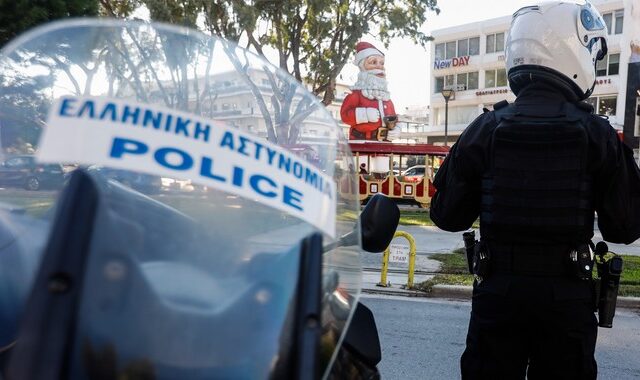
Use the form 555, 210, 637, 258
362, 285, 640, 309
361, 284, 471, 300
429, 284, 472, 300
617, 296, 640, 310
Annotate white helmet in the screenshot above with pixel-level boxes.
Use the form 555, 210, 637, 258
505, 1, 608, 100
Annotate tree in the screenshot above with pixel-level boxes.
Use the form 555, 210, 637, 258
134, 0, 439, 144
99, 0, 142, 18
200, 0, 440, 105
0, 71, 51, 152
0, 0, 100, 47
100, 0, 439, 106
0, 1, 441, 146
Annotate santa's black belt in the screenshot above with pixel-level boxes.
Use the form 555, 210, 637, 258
486, 243, 571, 276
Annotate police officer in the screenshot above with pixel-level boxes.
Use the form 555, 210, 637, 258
430, 2, 640, 379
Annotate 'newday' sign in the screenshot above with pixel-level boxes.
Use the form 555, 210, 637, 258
37, 96, 337, 238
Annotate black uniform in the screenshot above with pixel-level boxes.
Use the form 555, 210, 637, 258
430, 83, 640, 379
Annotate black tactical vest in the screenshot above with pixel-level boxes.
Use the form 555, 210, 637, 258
480, 102, 595, 247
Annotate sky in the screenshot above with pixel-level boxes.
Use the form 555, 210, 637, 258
130, 0, 561, 111
342, 0, 544, 111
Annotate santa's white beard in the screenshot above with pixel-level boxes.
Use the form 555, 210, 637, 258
352, 70, 390, 101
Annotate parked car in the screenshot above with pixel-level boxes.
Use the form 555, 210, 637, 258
402, 165, 426, 177
86, 165, 162, 194
0, 155, 65, 191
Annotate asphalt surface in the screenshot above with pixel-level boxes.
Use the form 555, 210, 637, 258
362, 294, 640, 380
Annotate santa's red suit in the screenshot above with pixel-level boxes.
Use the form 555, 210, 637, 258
340, 90, 396, 140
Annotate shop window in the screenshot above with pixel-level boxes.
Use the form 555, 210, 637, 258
608, 53, 620, 75
596, 57, 607, 76
437, 37, 480, 59
468, 72, 479, 90
496, 69, 507, 87
485, 70, 496, 88
446, 41, 457, 59
435, 43, 445, 60
614, 10, 623, 34
598, 96, 617, 116
445, 75, 455, 88
485, 69, 507, 88
455, 72, 479, 91
496, 33, 505, 52
603, 13, 612, 33
486, 35, 495, 54
438, 105, 480, 125
469, 37, 480, 56
457, 38, 469, 57
597, 53, 620, 76
435, 77, 444, 93
587, 96, 617, 116
602, 10, 624, 35
486, 32, 505, 54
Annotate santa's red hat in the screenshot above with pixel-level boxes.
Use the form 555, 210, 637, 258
353, 41, 384, 67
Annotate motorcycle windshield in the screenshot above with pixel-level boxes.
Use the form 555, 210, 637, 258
0, 19, 361, 379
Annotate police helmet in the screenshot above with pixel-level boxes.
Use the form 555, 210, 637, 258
506, 1, 608, 100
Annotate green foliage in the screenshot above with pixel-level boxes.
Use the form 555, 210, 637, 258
99, 0, 142, 17
420, 252, 640, 297
0, 0, 100, 47
142, 0, 200, 28
618, 255, 640, 284
0, 72, 52, 151
430, 253, 469, 274
137, 0, 440, 105
415, 274, 473, 293
398, 210, 436, 226
340, 208, 477, 227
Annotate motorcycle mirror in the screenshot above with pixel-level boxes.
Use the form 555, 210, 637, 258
327, 194, 399, 253
360, 194, 400, 252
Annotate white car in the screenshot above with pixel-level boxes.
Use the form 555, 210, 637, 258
402, 165, 427, 177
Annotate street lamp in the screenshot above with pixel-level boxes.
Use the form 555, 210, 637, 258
441, 88, 455, 146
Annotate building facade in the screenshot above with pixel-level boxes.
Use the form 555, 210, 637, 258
428, 0, 638, 155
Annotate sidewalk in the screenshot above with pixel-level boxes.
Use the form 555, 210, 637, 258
360, 224, 640, 309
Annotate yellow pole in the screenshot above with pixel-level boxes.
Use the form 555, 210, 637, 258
377, 231, 417, 288
377, 248, 390, 287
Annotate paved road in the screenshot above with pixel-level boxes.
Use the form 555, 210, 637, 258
361, 294, 640, 380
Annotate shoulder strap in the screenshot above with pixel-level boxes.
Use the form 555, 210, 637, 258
493, 101, 591, 124
492, 100, 515, 123
561, 102, 592, 123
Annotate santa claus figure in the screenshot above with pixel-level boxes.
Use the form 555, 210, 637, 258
340, 41, 399, 141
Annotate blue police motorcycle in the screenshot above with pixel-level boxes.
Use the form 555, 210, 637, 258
0, 19, 399, 379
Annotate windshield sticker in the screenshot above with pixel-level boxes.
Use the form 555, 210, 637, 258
38, 96, 337, 237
